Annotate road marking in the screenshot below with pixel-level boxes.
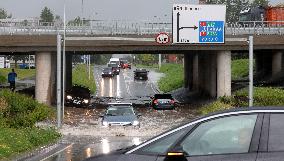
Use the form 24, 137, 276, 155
40, 143, 74, 161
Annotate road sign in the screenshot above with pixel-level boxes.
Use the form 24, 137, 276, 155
155, 32, 170, 44
172, 4, 226, 44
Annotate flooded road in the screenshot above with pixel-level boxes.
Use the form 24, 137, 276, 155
93, 65, 162, 104
25, 65, 199, 161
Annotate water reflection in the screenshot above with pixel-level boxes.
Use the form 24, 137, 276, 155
101, 138, 110, 154
85, 147, 92, 158
132, 137, 141, 145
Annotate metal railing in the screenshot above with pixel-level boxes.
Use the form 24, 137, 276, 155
0, 20, 283, 35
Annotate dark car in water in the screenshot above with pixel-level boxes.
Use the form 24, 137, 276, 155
101, 67, 114, 77
150, 94, 175, 110
108, 63, 120, 75
100, 103, 140, 127
85, 107, 284, 161
134, 69, 148, 80
65, 85, 91, 107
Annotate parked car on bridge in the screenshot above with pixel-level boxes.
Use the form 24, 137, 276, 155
134, 69, 148, 80
100, 103, 141, 127
85, 107, 284, 161
150, 94, 175, 110
101, 67, 114, 77
65, 85, 91, 107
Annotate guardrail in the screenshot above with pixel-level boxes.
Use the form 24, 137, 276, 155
0, 21, 283, 35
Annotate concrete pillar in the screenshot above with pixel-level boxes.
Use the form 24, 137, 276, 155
35, 52, 52, 105
50, 53, 57, 105
65, 54, 73, 90
184, 54, 189, 88
217, 51, 231, 97
255, 51, 272, 79
192, 54, 199, 90
272, 51, 282, 76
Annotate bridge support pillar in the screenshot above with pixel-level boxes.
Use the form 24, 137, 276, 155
272, 51, 282, 76
198, 53, 217, 97
65, 54, 72, 90
192, 54, 199, 90
217, 51, 231, 97
184, 54, 189, 88
35, 52, 53, 105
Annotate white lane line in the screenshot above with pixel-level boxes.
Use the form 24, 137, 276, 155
40, 143, 74, 161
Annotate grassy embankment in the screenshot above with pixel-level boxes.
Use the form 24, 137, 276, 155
0, 68, 36, 84
72, 64, 96, 93
0, 90, 60, 160
135, 64, 159, 69
231, 59, 249, 80
157, 63, 184, 93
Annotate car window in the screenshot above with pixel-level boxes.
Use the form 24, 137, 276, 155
180, 114, 257, 156
268, 114, 284, 151
137, 127, 189, 155
106, 107, 134, 116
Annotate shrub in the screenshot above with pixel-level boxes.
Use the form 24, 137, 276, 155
0, 90, 54, 128
199, 100, 232, 115
0, 75, 6, 84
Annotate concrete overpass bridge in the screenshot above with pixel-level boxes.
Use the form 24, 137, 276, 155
0, 21, 284, 105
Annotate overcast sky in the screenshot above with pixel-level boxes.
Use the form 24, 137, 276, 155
1, 0, 282, 21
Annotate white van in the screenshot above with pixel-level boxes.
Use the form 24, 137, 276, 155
109, 58, 120, 67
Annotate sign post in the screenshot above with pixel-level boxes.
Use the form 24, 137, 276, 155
172, 4, 226, 44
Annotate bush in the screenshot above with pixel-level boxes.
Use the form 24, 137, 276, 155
0, 127, 60, 159
199, 87, 284, 115
158, 63, 184, 92
0, 75, 6, 84
0, 90, 54, 128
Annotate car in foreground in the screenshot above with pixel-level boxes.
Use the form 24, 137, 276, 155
100, 103, 141, 127
150, 94, 175, 110
101, 67, 114, 77
65, 85, 91, 107
134, 69, 148, 80
85, 107, 284, 161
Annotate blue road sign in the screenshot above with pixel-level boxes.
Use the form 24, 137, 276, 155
199, 21, 224, 43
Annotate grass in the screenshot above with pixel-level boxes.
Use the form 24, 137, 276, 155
72, 64, 96, 93
135, 64, 159, 69
0, 68, 36, 84
231, 59, 249, 80
0, 127, 60, 160
199, 87, 284, 115
157, 63, 184, 92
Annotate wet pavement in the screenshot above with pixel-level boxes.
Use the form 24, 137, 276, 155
23, 65, 200, 161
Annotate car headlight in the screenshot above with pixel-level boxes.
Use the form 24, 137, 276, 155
102, 121, 108, 126
132, 120, 139, 126
109, 72, 112, 74
83, 99, 89, 104
67, 95, 72, 100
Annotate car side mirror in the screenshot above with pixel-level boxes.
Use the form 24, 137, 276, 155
164, 146, 187, 161
137, 113, 142, 117
99, 114, 104, 117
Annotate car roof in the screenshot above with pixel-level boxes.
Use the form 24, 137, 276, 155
126, 106, 284, 154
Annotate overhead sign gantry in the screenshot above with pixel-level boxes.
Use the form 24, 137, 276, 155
172, 4, 226, 44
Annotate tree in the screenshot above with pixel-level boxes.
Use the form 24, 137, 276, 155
7, 55, 32, 68
252, 0, 269, 7
40, 7, 54, 24
0, 8, 12, 19
68, 16, 90, 26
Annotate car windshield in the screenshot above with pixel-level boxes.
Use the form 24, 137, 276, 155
106, 107, 134, 116
103, 68, 112, 72
108, 63, 118, 67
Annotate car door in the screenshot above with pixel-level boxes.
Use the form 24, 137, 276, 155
157, 114, 263, 161
256, 113, 284, 161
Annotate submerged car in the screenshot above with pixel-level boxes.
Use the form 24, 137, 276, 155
65, 85, 91, 107
134, 69, 148, 80
150, 94, 175, 110
85, 107, 284, 161
100, 103, 140, 127
102, 67, 114, 77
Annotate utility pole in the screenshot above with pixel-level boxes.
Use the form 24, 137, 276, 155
159, 54, 162, 69
56, 34, 62, 128
249, 36, 254, 107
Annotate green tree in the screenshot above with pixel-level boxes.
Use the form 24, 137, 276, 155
0, 8, 12, 19
7, 55, 31, 68
68, 16, 89, 25
252, 0, 269, 7
40, 7, 54, 24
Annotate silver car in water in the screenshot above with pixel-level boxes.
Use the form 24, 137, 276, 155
100, 103, 141, 127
